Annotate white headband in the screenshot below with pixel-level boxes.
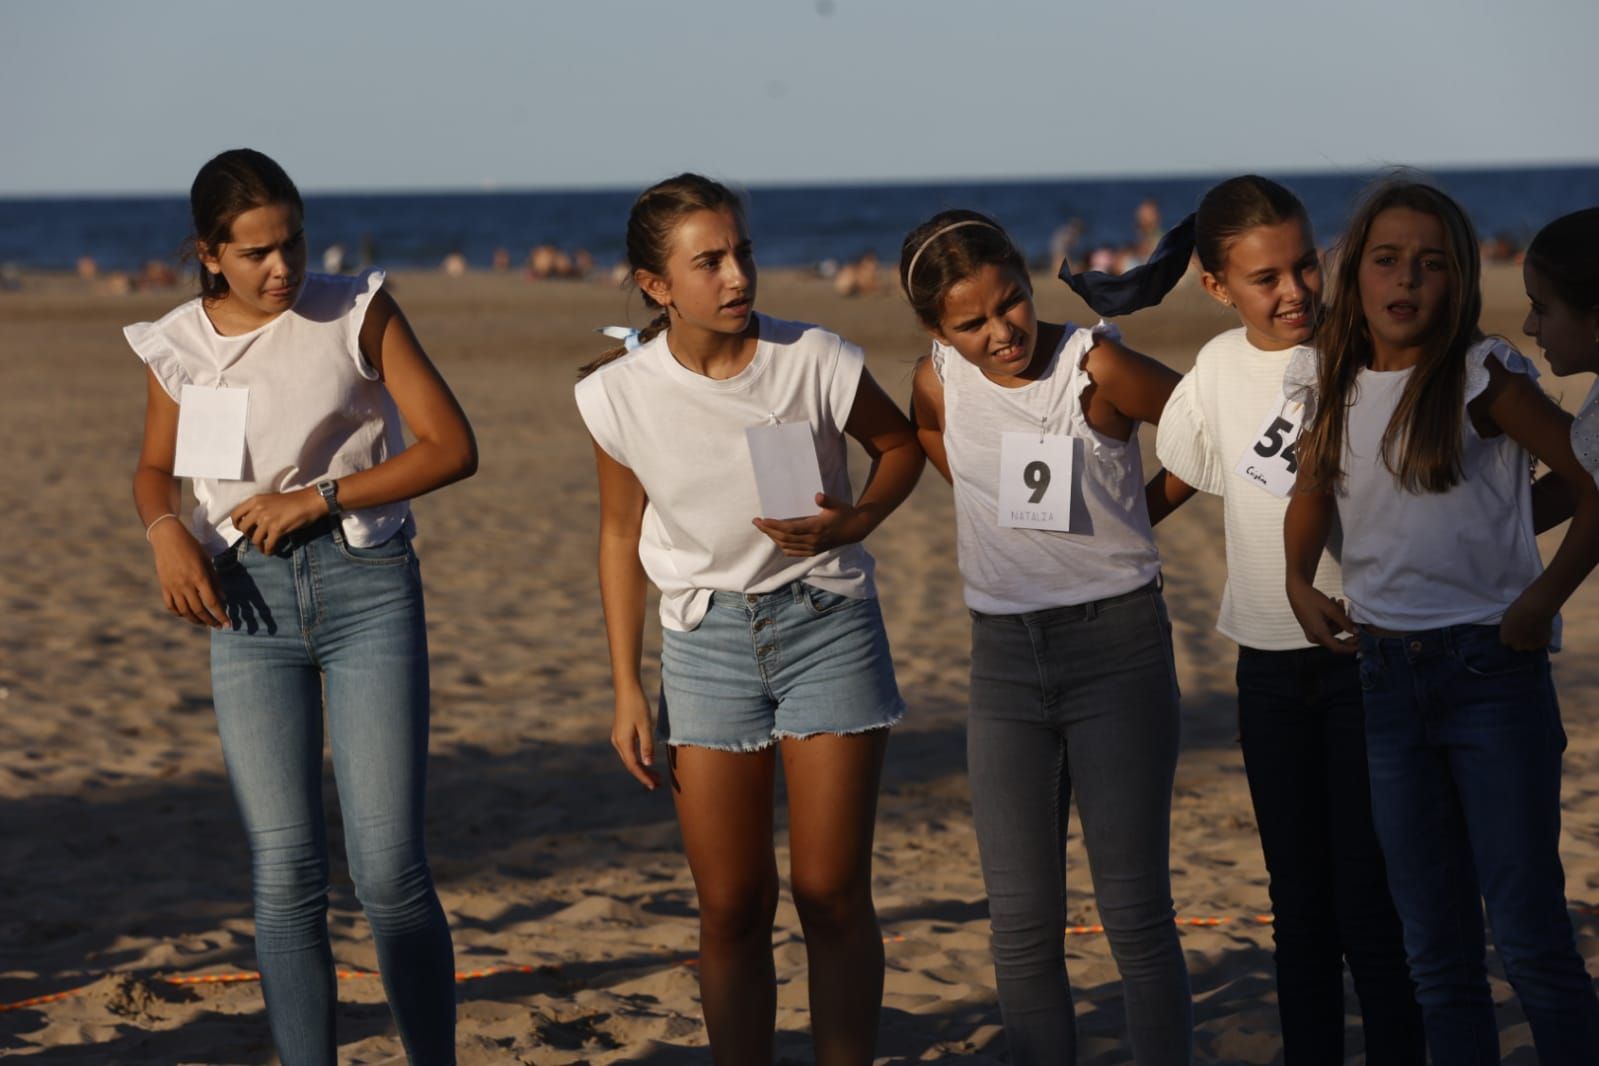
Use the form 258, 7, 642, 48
905, 220, 1003, 297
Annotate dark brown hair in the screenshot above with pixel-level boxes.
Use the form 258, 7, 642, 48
1296, 180, 1484, 494
898, 209, 1027, 329
1526, 207, 1599, 311
1194, 175, 1310, 276
188, 149, 303, 299
578, 173, 747, 378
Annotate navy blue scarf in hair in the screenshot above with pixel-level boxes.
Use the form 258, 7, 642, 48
1058, 214, 1197, 317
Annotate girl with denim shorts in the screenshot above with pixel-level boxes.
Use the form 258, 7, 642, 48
129, 149, 476, 1066
1153, 176, 1422, 1064
902, 209, 1193, 1065
1285, 180, 1599, 1063
574, 173, 923, 1066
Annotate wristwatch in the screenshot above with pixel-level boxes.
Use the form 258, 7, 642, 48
315, 478, 343, 518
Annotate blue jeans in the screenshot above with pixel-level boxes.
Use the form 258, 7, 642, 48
1358, 624, 1599, 1065
1236, 645, 1422, 1065
967, 582, 1192, 1066
210, 527, 456, 1066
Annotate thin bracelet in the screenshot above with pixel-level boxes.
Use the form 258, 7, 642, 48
144, 512, 180, 542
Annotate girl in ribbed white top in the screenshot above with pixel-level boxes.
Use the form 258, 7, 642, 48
1153, 176, 1422, 1063
1285, 181, 1599, 1062
904, 210, 1193, 1066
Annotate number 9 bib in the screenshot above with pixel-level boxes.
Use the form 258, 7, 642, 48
997, 432, 1078, 532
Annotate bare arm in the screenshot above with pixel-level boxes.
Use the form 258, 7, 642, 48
1145, 469, 1198, 527
752, 368, 926, 556
229, 290, 478, 553
1477, 360, 1599, 649
592, 440, 658, 790
133, 369, 229, 628
1284, 479, 1356, 652
1532, 470, 1577, 534
1080, 337, 1185, 435
909, 354, 951, 484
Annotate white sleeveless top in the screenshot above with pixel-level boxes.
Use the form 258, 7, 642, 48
935, 322, 1162, 614
1286, 338, 1552, 639
1573, 379, 1599, 488
124, 270, 411, 555
574, 313, 876, 632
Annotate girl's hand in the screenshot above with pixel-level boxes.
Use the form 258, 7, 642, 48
611, 690, 659, 790
1500, 588, 1555, 651
1286, 579, 1358, 653
148, 521, 228, 628
230, 488, 325, 554
752, 493, 863, 556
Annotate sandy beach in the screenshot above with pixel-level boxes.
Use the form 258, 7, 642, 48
3, 263, 1597, 1065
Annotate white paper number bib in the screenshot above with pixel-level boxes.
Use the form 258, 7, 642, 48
744, 421, 824, 519
174, 384, 249, 481
997, 432, 1077, 531
1234, 398, 1304, 498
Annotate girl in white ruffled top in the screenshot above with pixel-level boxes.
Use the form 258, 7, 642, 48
1284, 181, 1599, 1063
1522, 207, 1599, 493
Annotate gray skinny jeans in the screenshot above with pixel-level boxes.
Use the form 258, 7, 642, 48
968, 581, 1192, 1066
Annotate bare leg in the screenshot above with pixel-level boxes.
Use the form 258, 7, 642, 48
781, 729, 890, 1066
671, 744, 780, 1066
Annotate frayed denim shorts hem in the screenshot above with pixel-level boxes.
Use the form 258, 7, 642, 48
659, 582, 904, 752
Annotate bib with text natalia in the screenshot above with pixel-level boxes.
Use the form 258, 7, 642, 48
1234, 397, 1304, 498
997, 432, 1077, 531
174, 384, 249, 481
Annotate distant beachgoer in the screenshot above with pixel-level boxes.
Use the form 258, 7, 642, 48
833, 250, 882, 297
441, 251, 468, 276
323, 242, 346, 274
575, 173, 922, 1065
76, 255, 98, 280
492, 246, 511, 272
126, 148, 476, 1065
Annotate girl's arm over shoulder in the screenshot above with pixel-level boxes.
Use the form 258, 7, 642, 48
228, 290, 478, 553
133, 368, 229, 628
910, 353, 951, 483
592, 440, 659, 790
752, 368, 925, 556
1477, 357, 1599, 649
1080, 335, 1185, 433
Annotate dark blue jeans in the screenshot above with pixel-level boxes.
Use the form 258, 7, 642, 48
1358, 624, 1599, 1065
211, 528, 457, 1066
968, 583, 1192, 1066
1236, 645, 1422, 1065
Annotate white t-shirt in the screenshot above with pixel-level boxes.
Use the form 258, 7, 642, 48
1155, 328, 1343, 651
574, 313, 876, 632
934, 322, 1162, 614
124, 270, 411, 556
1286, 338, 1551, 638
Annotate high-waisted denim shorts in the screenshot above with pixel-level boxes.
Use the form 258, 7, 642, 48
659, 582, 904, 752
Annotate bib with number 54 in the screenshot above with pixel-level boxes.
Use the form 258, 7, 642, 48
997, 432, 1079, 531
1234, 398, 1304, 498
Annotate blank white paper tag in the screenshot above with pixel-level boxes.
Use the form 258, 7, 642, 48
174, 384, 249, 480
745, 421, 824, 519
998, 432, 1076, 531
1234, 398, 1304, 498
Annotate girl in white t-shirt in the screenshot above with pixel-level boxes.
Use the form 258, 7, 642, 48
574, 173, 923, 1066
1153, 176, 1422, 1063
129, 149, 477, 1065
903, 209, 1192, 1065
1284, 180, 1599, 1062
1523, 208, 1599, 494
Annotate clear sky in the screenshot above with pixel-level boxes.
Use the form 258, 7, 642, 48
3, 0, 1595, 196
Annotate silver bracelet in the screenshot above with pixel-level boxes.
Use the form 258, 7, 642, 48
144, 512, 181, 542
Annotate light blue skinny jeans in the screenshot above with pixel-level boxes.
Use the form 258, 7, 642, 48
210, 526, 456, 1066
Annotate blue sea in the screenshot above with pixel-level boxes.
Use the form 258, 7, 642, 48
2, 165, 1596, 276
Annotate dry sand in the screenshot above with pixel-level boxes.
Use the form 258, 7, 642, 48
2, 264, 1597, 1064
